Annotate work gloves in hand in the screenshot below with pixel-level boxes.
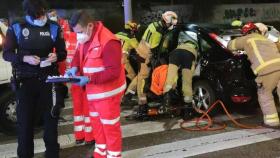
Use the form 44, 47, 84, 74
75, 76, 89, 86
64, 67, 78, 77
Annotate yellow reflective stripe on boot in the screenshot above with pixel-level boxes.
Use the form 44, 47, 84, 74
264, 113, 280, 124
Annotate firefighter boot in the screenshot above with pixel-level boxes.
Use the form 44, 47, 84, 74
122, 93, 134, 106
163, 90, 174, 113
134, 104, 149, 120
181, 102, 199, 121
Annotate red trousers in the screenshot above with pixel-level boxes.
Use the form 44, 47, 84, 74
71, 85, 94, 142
89, 93, 123, 158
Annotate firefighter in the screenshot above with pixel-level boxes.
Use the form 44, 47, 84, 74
136, 11, 178, 117
115, 21, 139, 104
67, 10, 125, 158
163, 28, 198, 112
228, 22, 280, 128
3, 0, 67, 157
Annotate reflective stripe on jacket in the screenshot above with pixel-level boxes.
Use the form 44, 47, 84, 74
115, 32, 139, 53
142, 21, 164, 49
228, 33, 280, 75
80, 22, 126, 101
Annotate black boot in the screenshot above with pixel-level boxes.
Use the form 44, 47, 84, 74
133, 104, 148, 120
122, 93, 134, 106
85, 140, 95, 145
75, 139, 85, 145
181, 102, 199, 121
163, 91, 171, 108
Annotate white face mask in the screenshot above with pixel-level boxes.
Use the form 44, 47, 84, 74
34, 16, 47, 27
77, 33, 90, 44
76, 26, 91, 44
49, 16, 58, 22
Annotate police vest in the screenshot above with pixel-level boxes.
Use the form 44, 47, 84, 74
81, 22, 126, 101
12, 21, 58, 57
11, 20, 60, 77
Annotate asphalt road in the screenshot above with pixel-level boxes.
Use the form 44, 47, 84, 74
0, 98, 280, 158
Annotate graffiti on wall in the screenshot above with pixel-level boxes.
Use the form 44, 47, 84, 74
135, 5, 192, 26
212, 3, 280, 24
223, 8, 256, 19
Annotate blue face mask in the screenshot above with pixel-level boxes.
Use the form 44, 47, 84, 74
33, 16, 47, 27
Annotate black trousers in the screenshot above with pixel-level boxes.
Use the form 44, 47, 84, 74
16, 78, 59, 158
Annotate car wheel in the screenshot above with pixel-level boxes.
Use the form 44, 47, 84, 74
0, 94, 17, 135
193, 80, 217, 115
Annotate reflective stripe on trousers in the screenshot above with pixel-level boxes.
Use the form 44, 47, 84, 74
100, 117, 120, 125
87, 83, 126, 100
74, 125, 84, 132
74, 115, 84, 122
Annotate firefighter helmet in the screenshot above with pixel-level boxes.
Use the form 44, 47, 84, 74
124, 21, 138, 32
162, 11, 178, 26
255, 23, 268, 35
241, 22, 257, 35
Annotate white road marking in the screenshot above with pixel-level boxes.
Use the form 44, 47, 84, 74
58, 110, 134, 126
122, 128, 280, 158
0, 113, 249, 158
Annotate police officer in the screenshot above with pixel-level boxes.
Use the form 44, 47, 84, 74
3, 0, 66, 157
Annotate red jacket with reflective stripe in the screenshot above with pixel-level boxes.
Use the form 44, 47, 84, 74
80, 22, 126, 101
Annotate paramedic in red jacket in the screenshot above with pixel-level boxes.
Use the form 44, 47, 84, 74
66, 10, 125, 158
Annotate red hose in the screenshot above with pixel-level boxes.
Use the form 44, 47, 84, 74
180, 100, 263, 131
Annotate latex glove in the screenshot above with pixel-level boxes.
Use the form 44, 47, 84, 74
64, 67, 78, 77
47, 53, 57, 63
23, 55, 40, 65
75, 76, 89, 86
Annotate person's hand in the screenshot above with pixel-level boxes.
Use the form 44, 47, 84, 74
23, 55, 40, 65
64, 67, 78, 77
47, 53, 57, 63
75, 76, 89, 86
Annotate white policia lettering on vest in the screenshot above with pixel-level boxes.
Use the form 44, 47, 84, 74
39, 31, 50, 36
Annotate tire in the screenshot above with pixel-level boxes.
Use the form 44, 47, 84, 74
193, 80, 217, 115
0, 91, 17, 135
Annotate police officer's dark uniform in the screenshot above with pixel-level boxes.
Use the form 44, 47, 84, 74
3, 14, 66, 158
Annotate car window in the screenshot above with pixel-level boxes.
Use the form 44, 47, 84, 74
200, 37, 212, 52
199, 33, 232, 62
